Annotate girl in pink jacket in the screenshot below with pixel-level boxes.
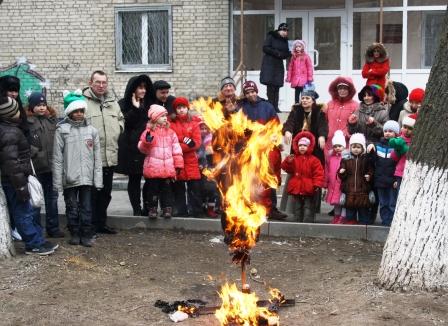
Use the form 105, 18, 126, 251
324, 130, 346, 224
286, 40, 314, 103
138, 104, 184, 219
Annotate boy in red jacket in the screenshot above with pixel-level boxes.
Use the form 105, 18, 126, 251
281, 131, 324, 223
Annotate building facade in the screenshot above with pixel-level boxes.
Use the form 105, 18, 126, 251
0, 0, 446, 111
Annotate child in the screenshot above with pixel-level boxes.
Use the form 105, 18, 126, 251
361, 43, 390, 91
53, 90, 102, 247
389, 114, 416, 193
281, 131, 324, 223
398, 88, 425, 127
338, 133, 374, 224
324, 130, 346, 224
368, 120, 399, 226
286, 40, 314, 104
27, 92, 64, 238
0, 96, 57, 255
138, 104, 184, 219
169, 97, 203, 217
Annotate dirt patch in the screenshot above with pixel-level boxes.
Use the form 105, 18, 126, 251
1, 230, 447, 325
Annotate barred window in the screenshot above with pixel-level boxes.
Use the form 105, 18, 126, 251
115, 6, 172, 71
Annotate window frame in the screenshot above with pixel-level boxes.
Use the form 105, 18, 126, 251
115, 5, 173, 72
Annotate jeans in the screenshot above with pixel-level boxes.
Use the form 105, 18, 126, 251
64, 186, 93, 236
293, 195, 315, 223
294, 86, 304, 104
174, 180, 203, 215
267, 85, 280, 112
145, 178, 174, 209
2, 182, 45, 249
377, 187, 398, 226
33, 172, 60, 234
127, 174, 148, 210
92, 166, 114, 230
346, 207, 371, 224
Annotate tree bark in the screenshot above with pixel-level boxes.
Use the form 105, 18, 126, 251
378, 9, 448, 291
0, 176, 15, 259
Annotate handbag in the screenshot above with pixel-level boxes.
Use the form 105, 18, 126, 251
28, 160, 44, 208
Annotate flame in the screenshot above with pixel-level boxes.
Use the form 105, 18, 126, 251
177, 304, 198, 316
192, 98, 282, 252
215, 283, 278, 326
269, 288, 286, 305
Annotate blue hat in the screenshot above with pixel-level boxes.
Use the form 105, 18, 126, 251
28, 92, 47, 111
301, 84, 319, 100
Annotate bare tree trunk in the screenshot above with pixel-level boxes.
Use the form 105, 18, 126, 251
0, 176, 15, 259
378, 9, 448, 291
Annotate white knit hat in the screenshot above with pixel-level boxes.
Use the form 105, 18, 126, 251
332, 130, 346, 147
349, 133, 366, 152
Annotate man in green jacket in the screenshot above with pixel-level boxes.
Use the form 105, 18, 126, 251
83, 70, 124, 234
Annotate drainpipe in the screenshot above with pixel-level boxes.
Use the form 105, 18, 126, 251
379, 0, 384, 43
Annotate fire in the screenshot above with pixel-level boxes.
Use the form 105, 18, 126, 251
177, 304, 198, 316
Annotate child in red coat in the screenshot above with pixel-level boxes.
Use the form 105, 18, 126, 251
281, 131, 324, 223
361, 43, 390, 92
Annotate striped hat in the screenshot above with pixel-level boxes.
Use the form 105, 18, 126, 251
0, 97, 19, 119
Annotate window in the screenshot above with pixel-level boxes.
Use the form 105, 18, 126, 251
353, 0, 402, 7
407, 11, 445, 68
115, 6, 172, 71
233, 0, 274, 10
282, 0, 345, 10
408, 0, 447, 5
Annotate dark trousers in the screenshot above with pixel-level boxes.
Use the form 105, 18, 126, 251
270, 188, 277, 208
92, 166, 114, 230
127, 174, 148, 210
267, 85, 280, 112
33, 172, 60, 234
346, 207, 371, 224
2, 182, 45, 249
174, 180, 203, 216
64, 186, 93, 236
293, 195, 315, 223
200, 176, 219, 205
145, 178, 174, 209
294, 86, 304, 104
377, 187, 398, 226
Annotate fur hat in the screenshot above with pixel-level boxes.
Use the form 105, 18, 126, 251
0, 97, 19, 119
383, 120, 400, 134
409, 88, 425, 103
402, 114, 417, 128
349, 133, 366, 152
148, 104, 167, 122
298, 137, 311, 146
242, 80, 258, 94
173, 97, 190, 111
220, 76, 236, 90
332, 130, 346, 147
63, 89, 87, 116
28, 92, 47, 111
0, 75, 20, 92
153, 80, 171, 91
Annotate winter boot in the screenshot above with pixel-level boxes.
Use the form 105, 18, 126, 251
269, 207, 288, 220
162, 207, 172, 219
80, 236, 94, 247
206, 204, 218, 218
148, 207, 158, 220
132, 206, 143, 216
331, 215, 342, 224
69, 233, 81, 245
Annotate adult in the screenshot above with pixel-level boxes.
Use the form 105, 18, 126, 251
214, 77, 240, 117
116, 75, 154, 216
361, 43, 390, 91
325, 77, 358, 156
260, 23, 291, 113
385, 80, 409, 122
153, 80, 176, 116
238, 80, 287, 220
83, 70, 124, 234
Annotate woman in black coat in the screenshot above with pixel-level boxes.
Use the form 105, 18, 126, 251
260, 23, 291, 113
116, 75, 154, 216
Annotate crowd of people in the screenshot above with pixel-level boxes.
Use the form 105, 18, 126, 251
0, 25, 427, 255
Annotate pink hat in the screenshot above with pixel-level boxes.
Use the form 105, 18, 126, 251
298, 137, 310, 146
148, 104, 167, 122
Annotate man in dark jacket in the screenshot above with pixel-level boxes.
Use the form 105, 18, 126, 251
153, 80, 176, 116
0, 97, 57, 255
260, 23, 291, 113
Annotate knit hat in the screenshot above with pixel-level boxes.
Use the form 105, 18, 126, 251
383, 120, 400, 134
402, 114, 417, 128
409, 88, 425, 103
0, 97, 19, 119
63, 89, 87, 116
358, 84, 385, 103
153, 80, 171, 90
278, 23, 288, 31
173, 97, 190, 110
298, 137, 310, 146
292, 40, 306, 51
349, 133, 366, 152
28, 92, 47, 111
332, 130, 346, 147
220, 76, 236, 90
242, 80, 258, 94
148, 104, 167, 122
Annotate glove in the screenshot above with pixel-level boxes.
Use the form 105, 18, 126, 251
145, 131, 154, 142
389, 137, 409, 156
183, 137, 195, 148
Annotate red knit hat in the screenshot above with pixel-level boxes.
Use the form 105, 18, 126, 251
409, 88, 425, 103
173, 97, 190, 110
242, 80, 258, 94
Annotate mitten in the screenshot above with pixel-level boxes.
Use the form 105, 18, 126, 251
183, 137, 195, 148
145, 131, 154, 142
389, 137, 409, 156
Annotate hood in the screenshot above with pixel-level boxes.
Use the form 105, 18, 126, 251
328, 77, 356, 102
292, 130, 315, 155
291, 40, 307, 55
365, 43, 388, 63
122, 75, 153, 109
